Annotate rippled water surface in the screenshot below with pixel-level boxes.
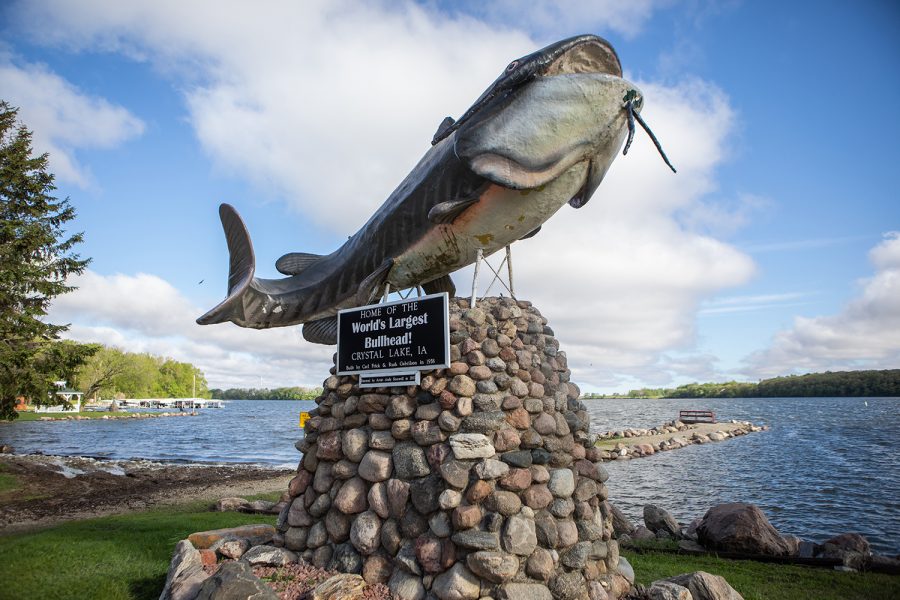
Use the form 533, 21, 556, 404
585, 396, 899, 555
1, 400, 315, 469
2, 396, 897, 553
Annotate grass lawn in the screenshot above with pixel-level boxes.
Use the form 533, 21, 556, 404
624, 549, 900, 600
0, 494, 279, 600
1, 497, 896, 600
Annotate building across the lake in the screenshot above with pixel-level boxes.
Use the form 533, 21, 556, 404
33, 381, 84, 413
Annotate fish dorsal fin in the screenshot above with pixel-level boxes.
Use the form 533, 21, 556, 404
355, 258, 394, 305
276, 252, 323, 276
520, 225, 541, 240
422, 274, 456, 296
428, 197, 480, 225
433, 116, 456, 144
302, 316, 338, 345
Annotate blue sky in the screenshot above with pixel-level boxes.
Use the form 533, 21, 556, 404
2, 0, 898, 392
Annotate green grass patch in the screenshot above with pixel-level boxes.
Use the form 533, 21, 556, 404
624, 550, 900, 600
0, 501, 276, 600
622, 537, 680, 552
0, 471, 18, 494
15, 411, 163, 421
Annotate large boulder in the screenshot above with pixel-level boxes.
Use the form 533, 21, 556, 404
661, 571, 744, 600
644, 505, 680, 538
194, 560, 278, 600
817, 532, 872, 570
159, 540, 209, 600
821, 532, 870, 555
609, 503, 635, 537
647, 581, 692, 600
696, 503, 794, 556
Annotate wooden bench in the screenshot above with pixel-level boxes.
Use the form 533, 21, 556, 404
678, 410, 716, 424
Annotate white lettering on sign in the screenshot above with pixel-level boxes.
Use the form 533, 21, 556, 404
364, 332, 412, 348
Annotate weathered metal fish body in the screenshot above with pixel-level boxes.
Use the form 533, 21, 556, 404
198, 35, 641, 344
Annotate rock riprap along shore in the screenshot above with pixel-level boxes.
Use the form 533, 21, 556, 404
594, 420, 767, 461
33, 411, 199, 421
278, 297, 630, 600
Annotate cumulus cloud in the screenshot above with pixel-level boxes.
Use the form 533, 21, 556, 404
20, 1, 758, 390
50, 271, 334, 388
10, 0, 533, 231
743, 232, 900, 378
0, 57, 144, 186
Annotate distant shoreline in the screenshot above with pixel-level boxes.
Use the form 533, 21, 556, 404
581, 394, 899, 399
581, 368, 900, 399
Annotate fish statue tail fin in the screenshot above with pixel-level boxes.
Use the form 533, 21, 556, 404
196, 203, 256, 325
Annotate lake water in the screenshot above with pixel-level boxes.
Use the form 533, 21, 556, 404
1, 396, 897, 554
587, 396, 899, 556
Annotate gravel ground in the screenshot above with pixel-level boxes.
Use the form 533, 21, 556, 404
0, 453, 293, 532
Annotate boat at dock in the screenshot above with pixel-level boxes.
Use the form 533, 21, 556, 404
91, 399, 226, 410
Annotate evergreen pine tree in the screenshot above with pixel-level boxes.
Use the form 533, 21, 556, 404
0, 101, 95, 419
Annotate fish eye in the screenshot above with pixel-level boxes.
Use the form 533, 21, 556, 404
506, 60, 518, 72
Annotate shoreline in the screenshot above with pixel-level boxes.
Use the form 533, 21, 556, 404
0, 453, 292, 534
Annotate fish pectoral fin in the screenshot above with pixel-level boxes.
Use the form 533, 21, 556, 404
422, 274, 456, 296
355, 258, 395, 305
520, 225, 542, 240
432, 116, 455, 144
428, 197, 480, 225
276, 252, 324, 276
302, 316, 338, 345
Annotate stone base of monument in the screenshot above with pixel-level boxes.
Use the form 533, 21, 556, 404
162, 297, 633, 600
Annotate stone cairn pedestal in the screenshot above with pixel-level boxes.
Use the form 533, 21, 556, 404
280, 297, 631, 600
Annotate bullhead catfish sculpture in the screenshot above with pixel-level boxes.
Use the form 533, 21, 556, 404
197, 34, 674, 344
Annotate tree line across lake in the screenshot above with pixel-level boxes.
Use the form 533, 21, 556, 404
582, 369, 900, 399
208, 387, 323, 400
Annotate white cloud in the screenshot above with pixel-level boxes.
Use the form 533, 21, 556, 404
20, 1, 759, 391
743, 232, 900, 378
10, 0, 535, 231
700, 292, 810, 315
449, 0, 669, 39
0, 57, 144, 186
50, 271, 334, 389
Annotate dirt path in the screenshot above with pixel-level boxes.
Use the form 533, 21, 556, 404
595, 422, 749, 450
0, 454, 293, 534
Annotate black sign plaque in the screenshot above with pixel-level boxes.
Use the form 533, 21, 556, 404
336, 292, 450, 376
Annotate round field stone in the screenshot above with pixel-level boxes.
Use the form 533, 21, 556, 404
522, 484, 553, 510
501, 450, 533, 468
393, 442, 430, 479
358, 450, 392, 482
350, 511, 382, 555
466, 551, 519, 583
501, 514, 537, 556
342, 429, 368, 462
449, 375, 476, 397
334, 477, 367, 514
432, 563, 480, 600
449, 433, 495, 459
548, 469, 575, 497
